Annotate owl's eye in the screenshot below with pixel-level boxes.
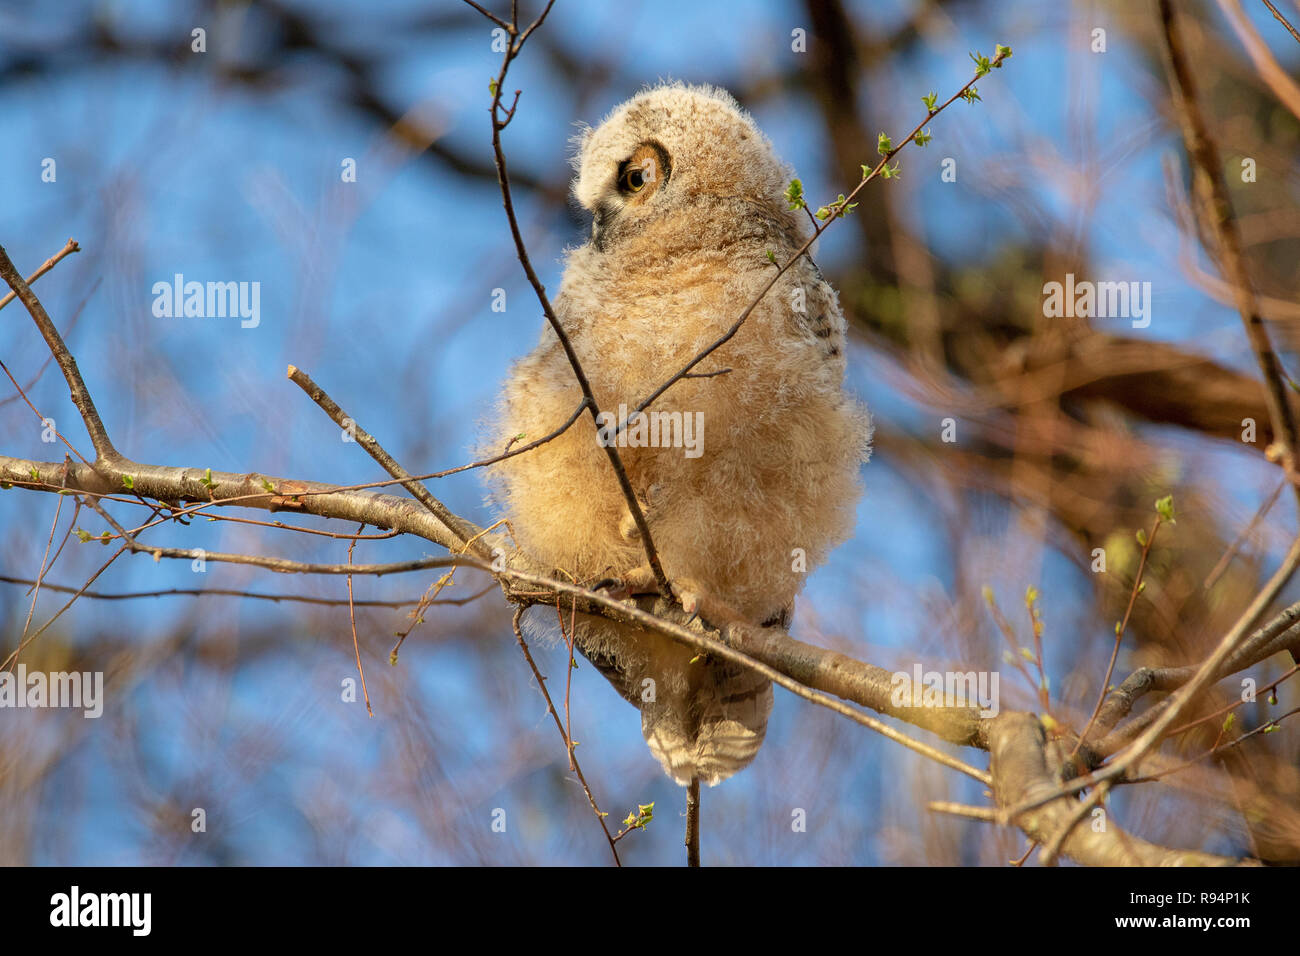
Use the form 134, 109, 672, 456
619, 163, 648, 193
616, 143, 669, 199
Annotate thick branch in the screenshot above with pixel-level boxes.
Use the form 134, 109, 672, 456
0, 455, 471, 553
989, 713, 1247, 866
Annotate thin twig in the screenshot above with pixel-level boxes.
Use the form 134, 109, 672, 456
0, 244, 120, 463
1, 544, 128, 672
471, 0, 672, 597
1127, 706, 1300, 782
1262, 0, 1300, 44
1074, 514, 1163, 756
287, 364, 481, 552
1219, 0, 1300, 120
512, 607, 622, 866
496, 564, 994, 785
0, 237, 80, 313
0, 359, 91, 465
346, 525, 374, 717
999, 533, 1300, 823
0, 574, 490, 608
1163, 661, 1299, 739
1204, 476, 1286, 590
685, 778, 701, 868
621, 48, 1010, 431
16, 491, 66, 664
1159, 0, 1300, 498
926, 801, 999, 822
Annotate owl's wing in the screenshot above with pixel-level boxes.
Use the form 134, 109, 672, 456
789, 258, 846, 362
577, 643, 643, 707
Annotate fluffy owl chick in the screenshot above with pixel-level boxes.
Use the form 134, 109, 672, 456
487, 83, 871, 786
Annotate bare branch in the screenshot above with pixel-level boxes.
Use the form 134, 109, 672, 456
0, 237, 79, 313
473, 0, 671, 597
0, 243, 120, 463
1159, 0, 1300, 492
287, 364, 482, 552
0, 574, 491, 608
512, 607, 623, 865
1262, 0, 1300, 44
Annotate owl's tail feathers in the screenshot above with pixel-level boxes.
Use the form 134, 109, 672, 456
642, 668, 775, 787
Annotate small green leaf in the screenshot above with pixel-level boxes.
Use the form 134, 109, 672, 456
1136, 528, 1148, 546
784, 178, 805, 209
1222, 712, 1236, 732
766, 249, 777, 264
1155, 495, 1176, 523
261, 478, 275, 493
914, 128, 933, 147
922, 91, 938, 112
122, 474, 135, 490
960, 86, 982, 104
994, 43, 1013, 63
488, 79, 499, 97
970, 51, 992, 78
76, 528, 92, 543
29, 466, 39, 481
1019, 647, 1036, 662
877, 131, 893, 155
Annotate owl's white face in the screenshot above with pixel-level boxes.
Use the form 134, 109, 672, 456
570, 84, 795, 252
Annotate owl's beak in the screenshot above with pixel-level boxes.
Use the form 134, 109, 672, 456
591, 200, 616, 252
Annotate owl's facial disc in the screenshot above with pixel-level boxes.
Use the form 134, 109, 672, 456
591, 141, 671, 251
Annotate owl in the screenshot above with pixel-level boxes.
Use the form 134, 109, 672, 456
486, 84, 871, 786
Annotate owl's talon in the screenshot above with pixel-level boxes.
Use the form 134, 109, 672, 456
591, 576, 631, 600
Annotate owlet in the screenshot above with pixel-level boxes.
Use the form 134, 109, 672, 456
487, 84, 871, 786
